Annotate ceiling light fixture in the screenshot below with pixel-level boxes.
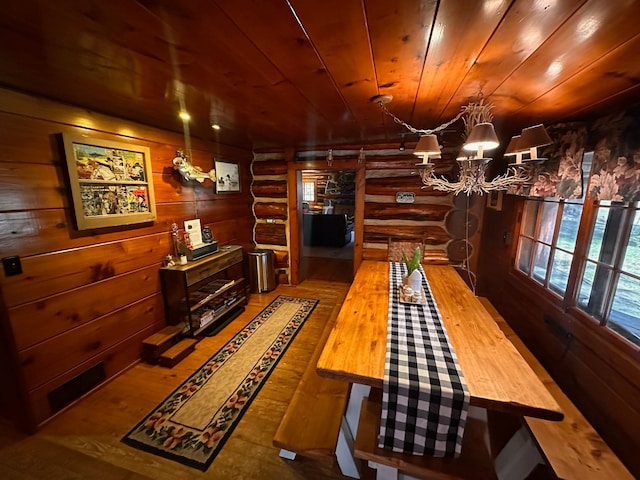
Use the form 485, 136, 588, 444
179, 111, 191, 121
211, 123, 221, 130
372, 94, 547, 195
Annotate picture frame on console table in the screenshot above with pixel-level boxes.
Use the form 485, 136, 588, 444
214, 159, 241, 193
62, 134, 156, 230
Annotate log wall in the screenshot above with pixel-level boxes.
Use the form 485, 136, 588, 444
362, 153, 483, 272
251, 153, 290, 284
251, 148, 483, 284
0, 88, 253, 430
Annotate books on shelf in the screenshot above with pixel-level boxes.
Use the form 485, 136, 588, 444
198, 309, 215, 328
193, 289, 242, 328
199, 278, 235, 294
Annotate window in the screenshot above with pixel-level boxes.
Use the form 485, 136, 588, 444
577, 201, 640, 344
516, 197, 583, 295
302, 181, 315, 202
515, 153, 640, 346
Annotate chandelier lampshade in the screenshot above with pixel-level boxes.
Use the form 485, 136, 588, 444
372, 94, 539, 194
519, 124, 552, 160
413, 134, 441, 163
504, 135, 524, 164
463, 122, 499, 158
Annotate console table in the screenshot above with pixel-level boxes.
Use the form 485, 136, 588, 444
160, 245, 247, 337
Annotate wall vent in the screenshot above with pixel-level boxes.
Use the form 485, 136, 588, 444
48, 362, 106, 413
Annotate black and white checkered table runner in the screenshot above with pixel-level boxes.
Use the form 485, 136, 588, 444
378, 262, 470, 457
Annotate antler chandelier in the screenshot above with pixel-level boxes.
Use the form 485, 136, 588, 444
373, 95, 551, 195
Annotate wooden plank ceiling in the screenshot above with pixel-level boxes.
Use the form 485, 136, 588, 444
1, 0, 639, 151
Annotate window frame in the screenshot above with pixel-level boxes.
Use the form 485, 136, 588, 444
512, 194, 640, 350
515, 197, 581, 297
302, 180, 316, 203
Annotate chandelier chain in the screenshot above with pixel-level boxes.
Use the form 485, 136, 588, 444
377, 101, 466, 135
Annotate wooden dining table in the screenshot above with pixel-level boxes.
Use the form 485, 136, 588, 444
317, 260, 563, 420
316, 260, 563, 478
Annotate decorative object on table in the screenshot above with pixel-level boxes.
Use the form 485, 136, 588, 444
202, 226, 214, 243
178, 219, 219, 261
61, 133, 156, 230
170, 221, 181, 257
172, 150, 216, 183
184, 219, 203, 245
401, 246, 423, 292
164, 255, 176, 267
398, 284, 427, 305
122, 295, 319, 471
214, 159, 241, 192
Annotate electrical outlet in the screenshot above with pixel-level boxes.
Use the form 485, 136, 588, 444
2, 256, 22, 276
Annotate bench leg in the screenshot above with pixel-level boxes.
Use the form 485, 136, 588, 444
367, 462, 424, 480
278, 449, 296, 460
368, 461, 398, 480
495, 425, 543, 480
337, 416, 361, 479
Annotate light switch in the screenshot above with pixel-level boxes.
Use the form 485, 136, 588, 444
2, 256, 22, 276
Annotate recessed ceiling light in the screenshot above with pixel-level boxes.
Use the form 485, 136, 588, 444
179, 111, 190, 121
211, 124, 221, 130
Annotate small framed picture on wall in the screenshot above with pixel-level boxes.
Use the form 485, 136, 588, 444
214, 160, 241, 193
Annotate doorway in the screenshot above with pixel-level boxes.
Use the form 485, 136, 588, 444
299, 169, 355, 283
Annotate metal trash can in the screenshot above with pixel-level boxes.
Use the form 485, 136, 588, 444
248, 249, 276, 293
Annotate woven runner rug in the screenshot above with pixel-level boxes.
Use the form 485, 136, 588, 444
122, 295, 318, 471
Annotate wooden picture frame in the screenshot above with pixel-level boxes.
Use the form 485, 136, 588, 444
62, 134, 156, 230
486, 190, 503, 211
214, 159, 241, 193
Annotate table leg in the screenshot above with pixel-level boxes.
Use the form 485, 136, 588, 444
335, 383, 371, 479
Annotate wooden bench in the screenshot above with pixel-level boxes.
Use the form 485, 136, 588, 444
272, 302, 352, 473
354, 388, 497, 480
477, 297, 633, 480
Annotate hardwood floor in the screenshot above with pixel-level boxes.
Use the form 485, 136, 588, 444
0, 260, 359, 479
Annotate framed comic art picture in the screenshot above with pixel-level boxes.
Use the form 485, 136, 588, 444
62, 134, 156, 230
214, 159, 241, 193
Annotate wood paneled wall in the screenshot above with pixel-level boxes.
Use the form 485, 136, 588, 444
0, 88, 253, 430
477, 196, 640, 477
